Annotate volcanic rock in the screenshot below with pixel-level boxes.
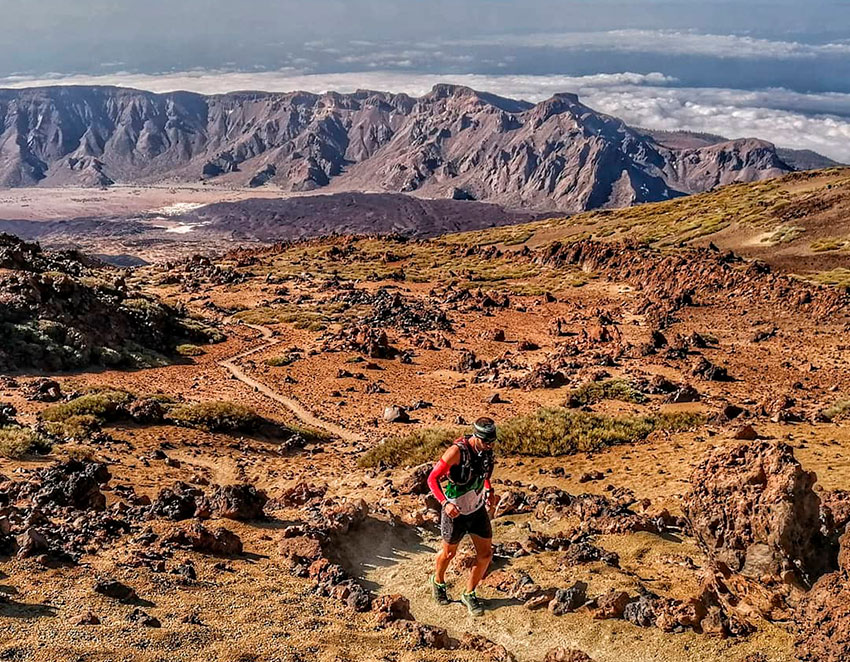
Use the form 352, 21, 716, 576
209, 484, 268, 520
795, 531, 850, 662
150, 482, 210, 521
34, 460, 111, 511
372, 594, 414, 625
94, 579, 137, 602
163, 521, 243, 556
548, 581, 588, 616
592, 590, 631, 619
684, 441, 832, 585
542, 649, 595, 662
23, 379, 62, 402
383, 405, 410, 424
397, 464, 432, 496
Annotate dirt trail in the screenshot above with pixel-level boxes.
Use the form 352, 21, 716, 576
335, 518, 794, 662
218, 321, 364, 443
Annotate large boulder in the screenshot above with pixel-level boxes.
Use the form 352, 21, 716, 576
683, 441, 833, 586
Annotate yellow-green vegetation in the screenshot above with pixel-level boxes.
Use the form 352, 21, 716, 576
176, 344, 206, 357
358, 427, 464, 468
762, 225, 805, 244
265, 353, 301, 367
0, 426, 52, 459
449, 169, 850, 250
43, 414, 101, 440
235, 305, 330, 331
165, 401, 328, 443
810, 237, 848, 252
810, 268, 850, 289
41, 390, 134, 423
166, 401, 265, 433
359, 408, 703, 467
822, 399, 850, 421
496, 408, 702, 456
566, 379, 647, 407
229, 236, 588, 298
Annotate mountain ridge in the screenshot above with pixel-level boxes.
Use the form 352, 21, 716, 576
0, 83, 793, 211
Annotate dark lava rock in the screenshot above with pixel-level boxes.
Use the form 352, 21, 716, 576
150, 482, 210, 521
163, 521, 243, 556
34, 460, 111, 511
209, 484, 268, 520
94, 579, 137, 602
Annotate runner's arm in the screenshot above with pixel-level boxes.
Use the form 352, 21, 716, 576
427, 445, 460, 504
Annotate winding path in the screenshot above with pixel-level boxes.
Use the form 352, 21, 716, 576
217, 321, 364, 443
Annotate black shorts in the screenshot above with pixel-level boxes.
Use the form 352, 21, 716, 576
440, 505, 492, 545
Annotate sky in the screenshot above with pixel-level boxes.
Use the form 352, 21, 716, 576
1, 0, 849, 161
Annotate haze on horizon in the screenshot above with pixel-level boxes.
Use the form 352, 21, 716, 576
1, 0, 849, 161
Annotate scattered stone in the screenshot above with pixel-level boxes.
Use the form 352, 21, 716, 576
372, 594, 414, 625
397, 464, 432, 496
592, 590, 631, 619
23, 378, 62, 402
94, 579, 137, 602
733, 425, 759, 441
623, 595, 656, 627
163, 521, 243, 556
383, 405, 410, 424
578, 471, 604, 483
150, 482, 209, 521
209, 484, 268, 520
542, 648, 595, 662
71, 611, 100, 626
548, 582, 587, 615
128, 608, 161, 627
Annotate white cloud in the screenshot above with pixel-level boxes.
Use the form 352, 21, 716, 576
2, 69, 849, 162
454, 30, 850, 60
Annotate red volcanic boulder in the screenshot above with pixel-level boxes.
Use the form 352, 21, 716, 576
683, 441, 832, 585
209, 484, 268, 520
372, 594, 414, 625
796, 532, 850, 662
163, 521, 243, 556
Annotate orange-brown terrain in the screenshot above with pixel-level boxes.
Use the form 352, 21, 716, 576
1, 171, 849, 662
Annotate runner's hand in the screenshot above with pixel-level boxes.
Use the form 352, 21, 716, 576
486, 491, 498, 511
444, 503, 460, 519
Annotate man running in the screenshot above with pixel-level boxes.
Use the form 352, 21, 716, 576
427, 417, 497, 616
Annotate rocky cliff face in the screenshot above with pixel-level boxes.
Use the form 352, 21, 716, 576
0, 84, 791, 211
0, 234, 222, 371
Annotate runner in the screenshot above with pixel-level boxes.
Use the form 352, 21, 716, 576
427, 417, 497, 616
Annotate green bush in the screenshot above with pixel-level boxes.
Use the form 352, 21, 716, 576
566, 379, 647, 407
360, 408, 704, 467
41, 390, 134, 423
358, 427, 463, 468
166, 401, 264, 433
44, 414, 100, 440
265, 353, 300, 367
0, 426, 52, 459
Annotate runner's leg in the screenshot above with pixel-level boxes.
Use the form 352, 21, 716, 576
467, 534, 493, 593
435, 541, 459, 584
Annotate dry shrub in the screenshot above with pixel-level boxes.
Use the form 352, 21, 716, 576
0, 426, 52, 459
360, 408, 703, 468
